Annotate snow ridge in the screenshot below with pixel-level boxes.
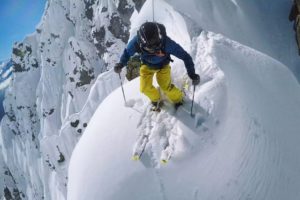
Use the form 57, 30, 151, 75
68, 30, 300, 200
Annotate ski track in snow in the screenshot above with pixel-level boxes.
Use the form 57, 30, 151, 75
133, 102, 180, 168
129, 81, 215, 169
129, 96, 211, 200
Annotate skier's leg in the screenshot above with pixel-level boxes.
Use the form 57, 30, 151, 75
140, 65, 160, 102
156, 65, 183, 103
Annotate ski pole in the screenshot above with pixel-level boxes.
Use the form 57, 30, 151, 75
118, 73, 127, 104
190, 84, 196, 117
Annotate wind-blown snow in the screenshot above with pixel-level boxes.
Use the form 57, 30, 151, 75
68, 1, 300, 199
168, 0, 300, 81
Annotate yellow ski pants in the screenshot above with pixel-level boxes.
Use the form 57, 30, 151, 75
140, 64, 183, 103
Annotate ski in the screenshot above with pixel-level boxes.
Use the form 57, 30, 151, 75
131, 103, 162, 161
131, 132, 150, 161
160, 146, 172, 164
160, 128, 178, 164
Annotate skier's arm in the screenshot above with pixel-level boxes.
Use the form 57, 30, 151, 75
165, 37, 196, 78
119, 36, 139, 66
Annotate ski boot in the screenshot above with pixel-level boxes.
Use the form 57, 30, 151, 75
151, 101, 163, 112
174, 101, 183, 110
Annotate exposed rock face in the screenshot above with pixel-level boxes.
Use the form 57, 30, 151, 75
0, 0, 145, 199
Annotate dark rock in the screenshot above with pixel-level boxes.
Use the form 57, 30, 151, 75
76, 68, 95, 87
92, 26, 106, 55
108, 13, 129, 43
50, 33, 60, 39
4, 187, 13, 200
43, 108, 55, 117
13, 63, 29, 73
65, 13, 75, 26
12, 48, 25, 58
132, 0, 146, 12
84, 0, 95, 21
25, 46, 32, 55
32, 59, 39, 68
74, 50, 86, 65
101, 7, 107, 13
68, 91, 74, 98
45, 159, 55, 170
106, 41, 114, 48
69, 77, 75, 82
117, 0, 134, 24
57, 146, 65, 163
36, 29, 42, 34
71, 120, 80, 128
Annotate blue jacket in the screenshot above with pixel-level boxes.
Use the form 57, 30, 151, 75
119, 35, 196, 77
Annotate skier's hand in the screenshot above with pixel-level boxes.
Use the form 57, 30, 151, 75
114, 63, 123, 74
190, 74, 200, 85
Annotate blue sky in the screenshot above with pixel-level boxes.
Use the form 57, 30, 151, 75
0, 0, 47, 61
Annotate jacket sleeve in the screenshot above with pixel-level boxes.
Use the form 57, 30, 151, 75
119, 36, 138, 66
165, 37, 196, 77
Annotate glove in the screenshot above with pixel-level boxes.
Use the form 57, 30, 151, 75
114, 63, 124, 73
189, 73, 200, 85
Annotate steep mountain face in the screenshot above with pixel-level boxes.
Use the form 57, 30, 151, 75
0, 0, 145, 199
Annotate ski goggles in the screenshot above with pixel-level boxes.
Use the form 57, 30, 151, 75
143, 43, 162, 54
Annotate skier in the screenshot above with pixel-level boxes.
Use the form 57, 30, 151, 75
289, 0, 300, 55
114, 22, 200, 111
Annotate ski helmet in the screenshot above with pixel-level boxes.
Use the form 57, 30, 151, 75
137, 22, 164, 50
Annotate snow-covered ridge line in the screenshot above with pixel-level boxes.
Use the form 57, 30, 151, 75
68, 30, 300, 200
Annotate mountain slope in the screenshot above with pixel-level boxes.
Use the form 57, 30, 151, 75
168, 0, 300, 81
68, 31, 300, 200
0, 0, 141, 199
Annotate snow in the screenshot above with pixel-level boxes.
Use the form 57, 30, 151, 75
1, 0, 300, 199
68, 1, 300, 200
68, 31, 300, 200
168, 0, 300, 81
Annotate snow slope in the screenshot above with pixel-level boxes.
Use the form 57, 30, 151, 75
168, 0, 300, 81
68, 1, 300, 199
